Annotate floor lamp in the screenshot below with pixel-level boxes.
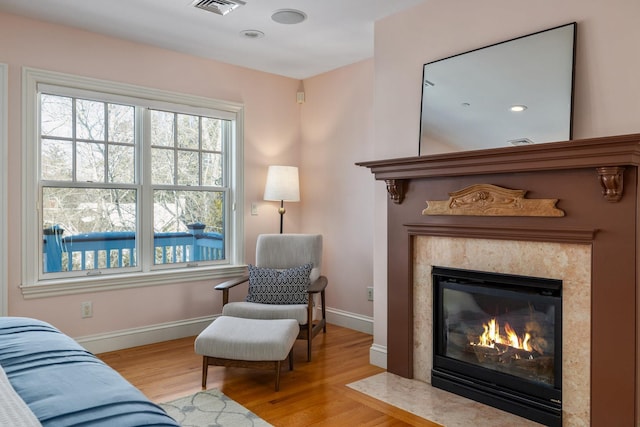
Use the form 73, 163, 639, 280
263, 165, 300, 234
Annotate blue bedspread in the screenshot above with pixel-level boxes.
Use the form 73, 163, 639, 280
0, 317, 179, 427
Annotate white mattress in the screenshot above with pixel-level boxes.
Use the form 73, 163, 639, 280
0, 364, 42, 427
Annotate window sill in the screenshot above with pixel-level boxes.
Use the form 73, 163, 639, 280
20, 264, 247, 299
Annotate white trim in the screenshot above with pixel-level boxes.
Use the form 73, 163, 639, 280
0, 63, 7, 316
369, 343, 388, 369
75, 315, 218, 354
74, 307, 374, 355
28, 68, 244, 114
20, 265, 247, 299
325, 307, 373, 335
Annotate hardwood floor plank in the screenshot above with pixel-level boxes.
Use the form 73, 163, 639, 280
98, 324, 440, 426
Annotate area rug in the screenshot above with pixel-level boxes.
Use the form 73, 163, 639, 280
159, 389, 273, 427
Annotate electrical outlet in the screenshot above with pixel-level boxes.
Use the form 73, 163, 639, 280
367, 287, 374, 301
251, 202, 258, 216
81, 301, 93, 318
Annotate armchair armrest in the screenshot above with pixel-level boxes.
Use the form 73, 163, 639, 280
308, 275, 328, 294
214, 275, 249, 291
214, 275, 249, 306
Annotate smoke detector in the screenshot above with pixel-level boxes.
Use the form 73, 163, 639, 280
192, 0, 246, 16
271, 9, 307, 24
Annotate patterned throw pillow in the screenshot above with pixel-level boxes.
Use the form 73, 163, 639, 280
246, 263, 313, 304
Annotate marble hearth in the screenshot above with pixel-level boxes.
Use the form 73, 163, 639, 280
358, 133, 640, 426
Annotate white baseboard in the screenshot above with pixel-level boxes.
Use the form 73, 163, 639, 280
369, 343, 387, 369
75, 315, 217, 354
325, 307, 373, 335
75, 307, 373, 355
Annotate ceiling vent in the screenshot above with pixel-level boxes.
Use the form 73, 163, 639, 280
192, 0, 246, 16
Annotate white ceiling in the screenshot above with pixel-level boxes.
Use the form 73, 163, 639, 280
0, 0, 427, 79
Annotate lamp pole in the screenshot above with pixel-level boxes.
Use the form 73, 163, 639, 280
278, 200, 285, 234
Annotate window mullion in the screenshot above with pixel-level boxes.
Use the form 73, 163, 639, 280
103, 103, 109, 183
198, 116, 203, 186
71, 98, 77, 182
139, 107, 153, 272
173, 113, 179, 185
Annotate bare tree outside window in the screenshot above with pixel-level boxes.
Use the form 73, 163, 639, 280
40, 94, 227, 273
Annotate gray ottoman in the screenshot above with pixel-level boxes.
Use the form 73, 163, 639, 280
195, 316, 299, 391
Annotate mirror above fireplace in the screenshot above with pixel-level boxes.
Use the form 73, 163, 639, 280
419, 22, 576, 155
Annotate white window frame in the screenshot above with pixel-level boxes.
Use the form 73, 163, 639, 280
21, 67, 245, 298
0, 63, 7, 315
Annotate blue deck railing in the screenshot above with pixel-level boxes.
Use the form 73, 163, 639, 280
43, 223, 224, 273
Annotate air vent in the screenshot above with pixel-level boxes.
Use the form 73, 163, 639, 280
508, 138, 535, 146
192, 0, 246, 16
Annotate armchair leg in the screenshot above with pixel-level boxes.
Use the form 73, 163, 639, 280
321, 290, 327, 333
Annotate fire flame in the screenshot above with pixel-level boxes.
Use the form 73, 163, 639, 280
477, 318, 532, 351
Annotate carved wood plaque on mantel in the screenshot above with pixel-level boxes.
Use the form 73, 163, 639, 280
422, 184, 565, 217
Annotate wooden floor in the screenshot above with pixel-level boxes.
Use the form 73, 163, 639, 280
98, 324, 440, 426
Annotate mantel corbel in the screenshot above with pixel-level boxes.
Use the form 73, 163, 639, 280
596, 166, 625, 202
385, 179, 405, 204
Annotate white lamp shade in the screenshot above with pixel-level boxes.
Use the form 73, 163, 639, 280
264, 165, 300, 202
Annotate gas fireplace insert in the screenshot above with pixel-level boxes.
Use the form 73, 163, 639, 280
431, 266, 562, 426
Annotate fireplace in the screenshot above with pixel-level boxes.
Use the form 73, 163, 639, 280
358, 133, 640, 425
431, 266, 562, 426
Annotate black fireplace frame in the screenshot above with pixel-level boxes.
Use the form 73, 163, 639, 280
431, 266, 562, 426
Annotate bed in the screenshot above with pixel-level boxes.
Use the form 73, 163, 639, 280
0, 317, 179, 427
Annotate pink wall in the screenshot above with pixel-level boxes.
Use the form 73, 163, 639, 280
300, 59, 375, 318
0, 12, 303, 337
7, 0, 636, 351
370, 0, 640, 354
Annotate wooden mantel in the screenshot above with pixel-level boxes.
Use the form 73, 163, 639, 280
358, 133, 640, 204
357, 133, 640, 426
357, 133, 640, 179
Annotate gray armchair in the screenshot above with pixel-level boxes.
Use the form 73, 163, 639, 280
215, 234, 328, 361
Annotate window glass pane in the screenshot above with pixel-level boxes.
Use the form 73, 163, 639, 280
41, 94, 73, 138
177, 150, 199, 186
108, 104, 134, 143
76, 141, 105, 182
108, 144, 135, 183
76, 99, 105, 141
177, 114, 199, 149
151, 110, 174, 147
153, 190, 224, 265
42, 187, 137, 273
41, 139, 73, 181
202, 152, 222, 186
152, 148, 174, 185
201, 117, 222, 152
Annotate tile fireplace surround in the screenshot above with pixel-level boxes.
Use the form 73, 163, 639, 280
414, 237, 590, 425
358, 133, 640, 426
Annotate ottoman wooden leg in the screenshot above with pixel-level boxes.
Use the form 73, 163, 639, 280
288, 348, 294, 370
275, 361, 281, 391
202, 356, 209, 389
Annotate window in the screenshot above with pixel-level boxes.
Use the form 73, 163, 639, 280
22, 68, 245, 296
